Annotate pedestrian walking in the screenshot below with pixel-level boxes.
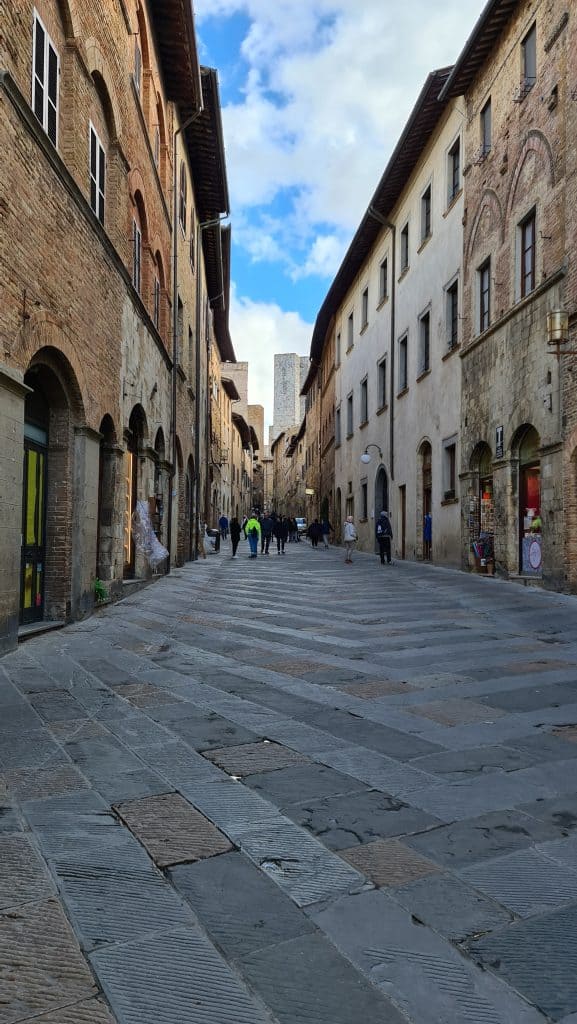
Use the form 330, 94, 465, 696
321, 517, 333, 549
343, 515, 357, 563
307, 520, 322, 548
260, 513, 274, 554
245, 512, 261, 558
376, 510, 393, 565
229, 516, 241, 558
218, 513, 229, 540
274, 514, 289, 554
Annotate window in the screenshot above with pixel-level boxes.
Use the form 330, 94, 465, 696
522, 23, 537, 92
480, 98, 492, 156
346, 393, 353, 436
361, 287, 369, 329
134, 40, 142, 95
361, 481, 368, 520
520, 209, 536, 297
335, 331, 341, 366
443, 439, 457, 499
377, 356, 387, 408
132, 219, 141, 293
89, 123, 105, 224
189, 211, 195, 271
448, 138, 461, 203
153, 126, 161, 169
32, 12, 59, 146
447, 279, 459, 351
153, 276, 160, 329
177, 298, 184, 364
379, 257, 388, 303
346, 491, 354, 518
347, 312, 354, 350
360, 378, 368, 424
478, 259, 491, 332
421, 185, 432, 242
419, 312, 430, 375
335, 406, 341, 446
398, 335, 408, 392
179, 162, 187, 233
400, 223, 409, 272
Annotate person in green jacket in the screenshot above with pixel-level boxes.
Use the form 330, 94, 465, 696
245, 513, 261, 558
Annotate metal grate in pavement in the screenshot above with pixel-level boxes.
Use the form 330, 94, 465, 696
90, 926, 273, 1024
115, 793, 232, 867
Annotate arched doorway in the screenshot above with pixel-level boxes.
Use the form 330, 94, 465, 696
124, 405, 147, 578
417, 440, 432, 560
184, 455, 195, 560
21, 352, 84, 624
468, 442, 494, 572
96, 414, 119, 584
153, 427, 166, 550
517, 425, 541, 576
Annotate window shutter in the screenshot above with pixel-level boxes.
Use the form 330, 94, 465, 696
98, 141, 105, 223
47, 41, 58, 144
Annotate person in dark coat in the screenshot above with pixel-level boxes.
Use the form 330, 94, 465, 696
260, 514, 274, 554
229, 517, 242, 559
307, 520, 322, 548
321, 518, 333, 549
274, 514, 289, 554
376, 510, 393, 564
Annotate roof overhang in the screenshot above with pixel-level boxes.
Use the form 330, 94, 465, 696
306, 67, 452, 370
270, 431, 286, 454
209, 225, 236, 362
147, 0, 202, 115
439, 0, 520, 100
221, 376, 240, 401
186, 67, 229, 221
232, 412, 251, 449
249, 426, 259, 451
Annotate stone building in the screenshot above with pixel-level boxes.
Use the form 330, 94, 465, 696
269, 352, 308, 447
302, 329, 337, 538
0, 1, 232, 651
443, 0, 573, 588
305, 69, 464, 564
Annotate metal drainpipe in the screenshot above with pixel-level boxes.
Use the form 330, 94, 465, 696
368, 207, 396, 482
166, 105, 203, 570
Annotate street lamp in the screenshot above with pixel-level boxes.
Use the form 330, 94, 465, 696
360, 444, 383, 464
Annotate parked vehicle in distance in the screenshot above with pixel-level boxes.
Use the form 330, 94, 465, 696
295, 517, 307, 536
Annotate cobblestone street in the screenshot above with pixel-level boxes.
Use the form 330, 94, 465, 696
2, 543, 577, 1023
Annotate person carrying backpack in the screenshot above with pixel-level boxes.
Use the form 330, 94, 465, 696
343, 515, 357, 563
376, 510, 393, 565
245, 512, 261, 558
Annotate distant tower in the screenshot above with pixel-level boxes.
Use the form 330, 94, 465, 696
270, 352, 310, 446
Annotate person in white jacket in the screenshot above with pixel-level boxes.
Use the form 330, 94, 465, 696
343, 515, 357, 563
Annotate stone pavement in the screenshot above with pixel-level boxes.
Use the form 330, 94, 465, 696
2, 542, 577, 1023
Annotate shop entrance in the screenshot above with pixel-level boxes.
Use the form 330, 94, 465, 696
469, 442, 494, 572
519, 426, 541, 576
21, 407, 48, 624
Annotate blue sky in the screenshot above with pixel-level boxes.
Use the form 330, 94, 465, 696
194, 0, 485, 427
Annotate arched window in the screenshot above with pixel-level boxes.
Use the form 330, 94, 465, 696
179, 161, 187, 233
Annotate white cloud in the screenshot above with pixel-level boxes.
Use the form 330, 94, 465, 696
196, 0, 483, 274
229, 286, 313, 427
291, 233, 345, 281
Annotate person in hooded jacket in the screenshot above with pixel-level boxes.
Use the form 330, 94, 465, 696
245, 513, 261, 558
376, 510, 393, 564
274, 514, 289, 554
229, 516, 242, 558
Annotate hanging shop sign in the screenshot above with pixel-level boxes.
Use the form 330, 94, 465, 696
495, 426, 504, 460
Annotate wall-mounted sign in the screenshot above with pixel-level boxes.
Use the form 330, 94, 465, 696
495, 425, 504, 460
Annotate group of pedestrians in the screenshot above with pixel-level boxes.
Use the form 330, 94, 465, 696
344, 510, 393, 564
306, 519, 333, 549
225, 511, 293, 559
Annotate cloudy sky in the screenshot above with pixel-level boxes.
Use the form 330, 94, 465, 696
194, 0, 484, 428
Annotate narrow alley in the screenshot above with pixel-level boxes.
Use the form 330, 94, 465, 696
2, 545, 577, 1023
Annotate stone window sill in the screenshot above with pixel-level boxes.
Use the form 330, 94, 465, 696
416, 368, 431, 383
441, 496, 459, 506
444, 188, 463, 218
359, 419, 369, 430
397, 386, 409, 399
398, 267, 410, 283
417, 234, 432, 254
376, 403, 388, 416
360, 323, 368, 335
442, 343, 460, 361
376, 296, 388, 311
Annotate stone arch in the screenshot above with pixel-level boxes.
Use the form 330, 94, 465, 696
511, 422, 540, 459
505, 130, 555, 224
135, 1, 151, 69
85, 39, 123, 142
96, 414, 121, 584
16, 312, 89, 424
56, 0, 81, 38
469, 440, 493, 473
417, 438, 433, 560
466, 188, 504, 264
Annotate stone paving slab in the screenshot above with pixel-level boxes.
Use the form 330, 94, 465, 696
28, 690, 89, 722
459, 848, 577, 918
393, 871, 513, 942
237, 931, 409, 1024
406, 808, 569, 867
29, 998, 117, 1023
309, 890, 545, 1024
285, 789, 442, 850
90, 926, 274, 1024
170, 850, 315, 959
412, 743, 546, 781
339, 837, 440, 888
0, 805, 22, 833
115, 792, 233, 867
204, 740, 311, 776
0, 764, 90, 802
0, 898, 98, 1023
0, 834, 54, 909
245, 762, 368, 804
407, 698, 507, 727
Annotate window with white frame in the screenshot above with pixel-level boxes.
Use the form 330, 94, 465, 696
398, 334, 408, 392
379, 257, 388, 303
360, 377, 368, 424
418, 311, 430, 375
361, 287, 369, 329
448, 137, 461, 203
377, 356, 387, 408
179, 161, 187, 233
446, 279, 459, 351
421, 185, 432, 242
346, 393, 353, 436
478, 259, 491, 332
89, 123, 105, 224
132, 218, 141, 293
32, 12, 59, 146
400, 223, 409, 272
347, 312, 354, 350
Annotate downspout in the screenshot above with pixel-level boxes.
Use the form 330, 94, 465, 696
167, 104, 203, 569
369, 207, 396, 482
